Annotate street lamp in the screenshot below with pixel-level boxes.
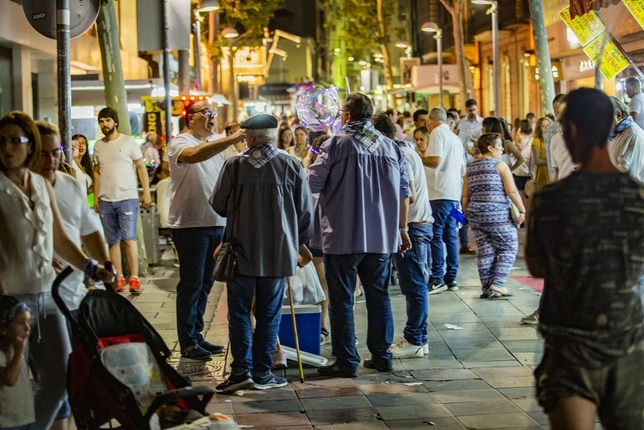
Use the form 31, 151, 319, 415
198, 0, 220, 12
472, 0, 499, 117
421, 22, 443, 108
193, 0, 221, 91
222, 27, 240, 39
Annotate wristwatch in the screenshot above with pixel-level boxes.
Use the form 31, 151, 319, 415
399, 226, 409, 233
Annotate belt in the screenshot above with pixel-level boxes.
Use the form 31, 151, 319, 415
408, 221, 432, 227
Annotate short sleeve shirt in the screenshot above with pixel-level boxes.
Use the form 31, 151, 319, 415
400, 146, 433, 224
93, 134, 142, 202
550, 134, 575, 180
53, 172, 104, 310
0, 350, 35, 427
168, 133, 226, 229
629, 92, 644, 130
527, 172, 644, 366
424, 124, 465, 201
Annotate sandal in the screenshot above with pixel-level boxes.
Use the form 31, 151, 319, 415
490, 286, 514, 297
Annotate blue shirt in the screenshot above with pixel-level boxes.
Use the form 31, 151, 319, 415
307, 121, 412, 254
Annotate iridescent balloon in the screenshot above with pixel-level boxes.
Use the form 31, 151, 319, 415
295, 85, 342, 131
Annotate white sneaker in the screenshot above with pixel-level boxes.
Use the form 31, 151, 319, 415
423, 343, 428, 355
390, 338, 424, 358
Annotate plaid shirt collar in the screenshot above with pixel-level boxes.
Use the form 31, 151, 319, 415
241, 143, 278, 168
342, 119, 382, 153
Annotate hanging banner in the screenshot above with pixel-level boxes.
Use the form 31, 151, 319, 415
569, 0, 622, 18
582, 33, 630, 80
559, 6, 606, 46
622, 0, 644, 29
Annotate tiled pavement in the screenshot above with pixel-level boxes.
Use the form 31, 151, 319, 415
119, 232, 602, 430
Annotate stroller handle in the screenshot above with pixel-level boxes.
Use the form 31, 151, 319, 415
52, 266, 75, 323
144, 385, 215, 421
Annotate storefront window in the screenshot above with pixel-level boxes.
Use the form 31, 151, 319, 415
0, 47, 12, 118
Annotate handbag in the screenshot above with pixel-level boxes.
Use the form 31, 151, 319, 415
214, 160, 240, 282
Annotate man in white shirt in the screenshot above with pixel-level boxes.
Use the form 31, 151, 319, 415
372, 112, 434, 359
404, 109, 429, 143
420, 108, 465, 294
626, 77, 644, 130
609, 96, 644, 182
93, 108, 151, 294
168, 101, 245, 360
550, 133, 576, 181
458, 99, 484, 140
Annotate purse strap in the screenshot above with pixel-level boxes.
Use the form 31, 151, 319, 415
223, 159, 240, 242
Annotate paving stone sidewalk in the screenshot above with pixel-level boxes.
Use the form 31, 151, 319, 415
122, 233, 601, 430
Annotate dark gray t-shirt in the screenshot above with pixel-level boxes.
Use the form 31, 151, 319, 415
527, 171, 644, 367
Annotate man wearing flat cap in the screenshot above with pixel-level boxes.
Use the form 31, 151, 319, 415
168, 101, 245, 361
210, 114, 314, 393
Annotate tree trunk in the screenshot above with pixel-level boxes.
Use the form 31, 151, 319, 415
440, 0, 471, 104
528, 0, 555, 116
96, 0, 131, 135
178, 49, 191, 94
377, 0, 395, 106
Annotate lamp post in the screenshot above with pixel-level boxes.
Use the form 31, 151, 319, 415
421, 22, 443, 108
194, 1, 220, 92
472, 0, 499, 117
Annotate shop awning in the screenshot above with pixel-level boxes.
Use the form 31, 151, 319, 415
569, 0, 621, 18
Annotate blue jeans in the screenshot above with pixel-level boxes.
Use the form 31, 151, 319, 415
226, 275, 286, 375
171, 226, 224, 351
1, 423, 38, 430
98, 198, 139, 244
429, 200, 460, 284
459, 224, 469, 247
324, 253, 394, 371
392, 224, 433, 346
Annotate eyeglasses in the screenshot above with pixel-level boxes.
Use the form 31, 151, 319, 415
193, 109, 217, 119
0, 136, 30, 146
41, 146, 64, 158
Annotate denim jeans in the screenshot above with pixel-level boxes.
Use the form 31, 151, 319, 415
458, 224, 469, 247
429, 200, 460, 284
324, 253, 394, 371
16, 292, 70, 430
226, 275, 285, 375
392, 224, 433, 346
171, 226, 224, 351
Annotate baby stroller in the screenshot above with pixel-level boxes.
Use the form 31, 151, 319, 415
52, 267, 214, 429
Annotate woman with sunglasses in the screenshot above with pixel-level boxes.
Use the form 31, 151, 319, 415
0, 111, 116, 430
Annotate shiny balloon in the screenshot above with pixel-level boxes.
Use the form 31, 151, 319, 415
295, 86, 342, 131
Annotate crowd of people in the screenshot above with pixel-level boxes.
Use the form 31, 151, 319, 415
2, 80, 644, 429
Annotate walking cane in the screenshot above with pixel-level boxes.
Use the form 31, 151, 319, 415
286, 276, 305, 383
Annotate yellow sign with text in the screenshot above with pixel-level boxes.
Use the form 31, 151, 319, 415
622, 0, 644, 30
559, 6, 606, 46
582, 34, 630, 80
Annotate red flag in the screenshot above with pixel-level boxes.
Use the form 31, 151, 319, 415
569, 0, 622, 18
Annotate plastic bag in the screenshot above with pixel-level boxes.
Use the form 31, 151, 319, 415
284, 263, 325, 305
299, 263, 326, 304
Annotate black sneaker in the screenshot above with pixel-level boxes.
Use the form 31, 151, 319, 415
446, 281, 459, 291
317, 362, 358, 378
428, 281, 447, 295
363, 359, 393, 372
216, 371, 254, 393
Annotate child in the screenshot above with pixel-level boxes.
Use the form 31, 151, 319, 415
0, 296, 35, 430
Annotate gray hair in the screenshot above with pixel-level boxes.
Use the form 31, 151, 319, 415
610, 96, 629, 118
250, 128, 278, 144
429, 107, 447, 123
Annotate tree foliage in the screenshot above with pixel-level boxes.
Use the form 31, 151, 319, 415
204, 0, 284, 60
323, 0, 403, 58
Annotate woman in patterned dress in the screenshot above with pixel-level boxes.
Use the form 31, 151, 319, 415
462, 133, 526, 298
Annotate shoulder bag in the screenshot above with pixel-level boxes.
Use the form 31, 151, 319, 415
214, 160, 240, 282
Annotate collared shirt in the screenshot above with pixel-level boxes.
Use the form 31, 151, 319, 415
543, 120, 562, 181
242, 143, 278, 168
210, 152, 314, 277
307, 121, 412, 255
457, 115, 484, 140
397, 141, 433, 224
0, 172, 55, 295
550, 133, 575, 180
